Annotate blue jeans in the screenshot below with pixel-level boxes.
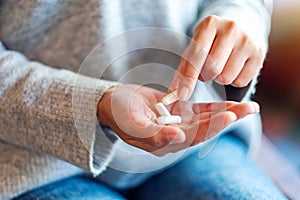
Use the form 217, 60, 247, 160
14, 135, 287, 200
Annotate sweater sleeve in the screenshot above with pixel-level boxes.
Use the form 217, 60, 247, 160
0, 41, 118, 175
197, 0, 273, 101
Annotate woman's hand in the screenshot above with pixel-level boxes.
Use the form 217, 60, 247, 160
170, 15, 265, 101
97, 84, 259, 156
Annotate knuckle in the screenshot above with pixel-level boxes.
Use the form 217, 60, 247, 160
185, 47, 206, 70
194, 25, 201, 33
207, 15, 219, 23
240, 35, 250, 48
183, 72, 198, 84
225, 20, 238, 33
207, 65, 222, 77
188, 44, 206, 61
202, 15, 219, 28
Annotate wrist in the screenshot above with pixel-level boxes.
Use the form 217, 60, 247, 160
97, 87, 115, 127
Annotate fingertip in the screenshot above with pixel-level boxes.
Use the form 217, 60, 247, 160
164, 126, 186, 144
243, 101, 260, 114
178, 85, 191, 101
226, 111, 237, 122
170, 129, 186, 144
252, 102, 260, 113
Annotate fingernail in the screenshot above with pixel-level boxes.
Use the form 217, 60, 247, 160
178, 86, 190, 101
170, 130, 186, 144
253, 102, 260, 112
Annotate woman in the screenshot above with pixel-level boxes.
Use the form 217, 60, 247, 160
0, 0, 286, 199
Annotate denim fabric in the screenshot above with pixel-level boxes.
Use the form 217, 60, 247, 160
14, 135, 287, 200
13, 176, 125, 200
129, 135, 287, 200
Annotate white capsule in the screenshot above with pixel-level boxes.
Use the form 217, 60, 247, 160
155, 102, 171, 116
162, 90, 179, 105
157, 115, 182, 125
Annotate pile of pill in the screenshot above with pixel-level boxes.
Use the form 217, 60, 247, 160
154, 90, 182, 125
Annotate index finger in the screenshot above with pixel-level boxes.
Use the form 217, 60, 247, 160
169, 16, 218, 100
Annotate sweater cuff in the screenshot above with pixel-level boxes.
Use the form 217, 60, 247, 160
71, 74, 119, 174
0, 47, 120, 176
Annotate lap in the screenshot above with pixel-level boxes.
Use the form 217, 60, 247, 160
129, 134, 287, 200
14, 134, 287, 200
13, 175, 125, 200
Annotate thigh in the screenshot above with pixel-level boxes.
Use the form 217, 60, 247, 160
130, 134, 287, 200
13, 174, 125, 200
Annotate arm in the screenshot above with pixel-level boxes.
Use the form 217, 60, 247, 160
0, 41, 118, 175
170, 0, 273, 101
0, 41, 259, 162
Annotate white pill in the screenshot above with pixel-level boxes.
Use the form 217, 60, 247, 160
155, 102, 171, 116
162, 90, 179, 105
157, 115, 182, 125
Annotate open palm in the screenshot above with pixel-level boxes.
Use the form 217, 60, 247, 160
98, 84, 259, 156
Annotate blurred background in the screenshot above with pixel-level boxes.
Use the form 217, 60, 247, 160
254, 0, 300, 169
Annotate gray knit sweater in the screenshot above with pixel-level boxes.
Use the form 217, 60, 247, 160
0, 0, 272, 199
